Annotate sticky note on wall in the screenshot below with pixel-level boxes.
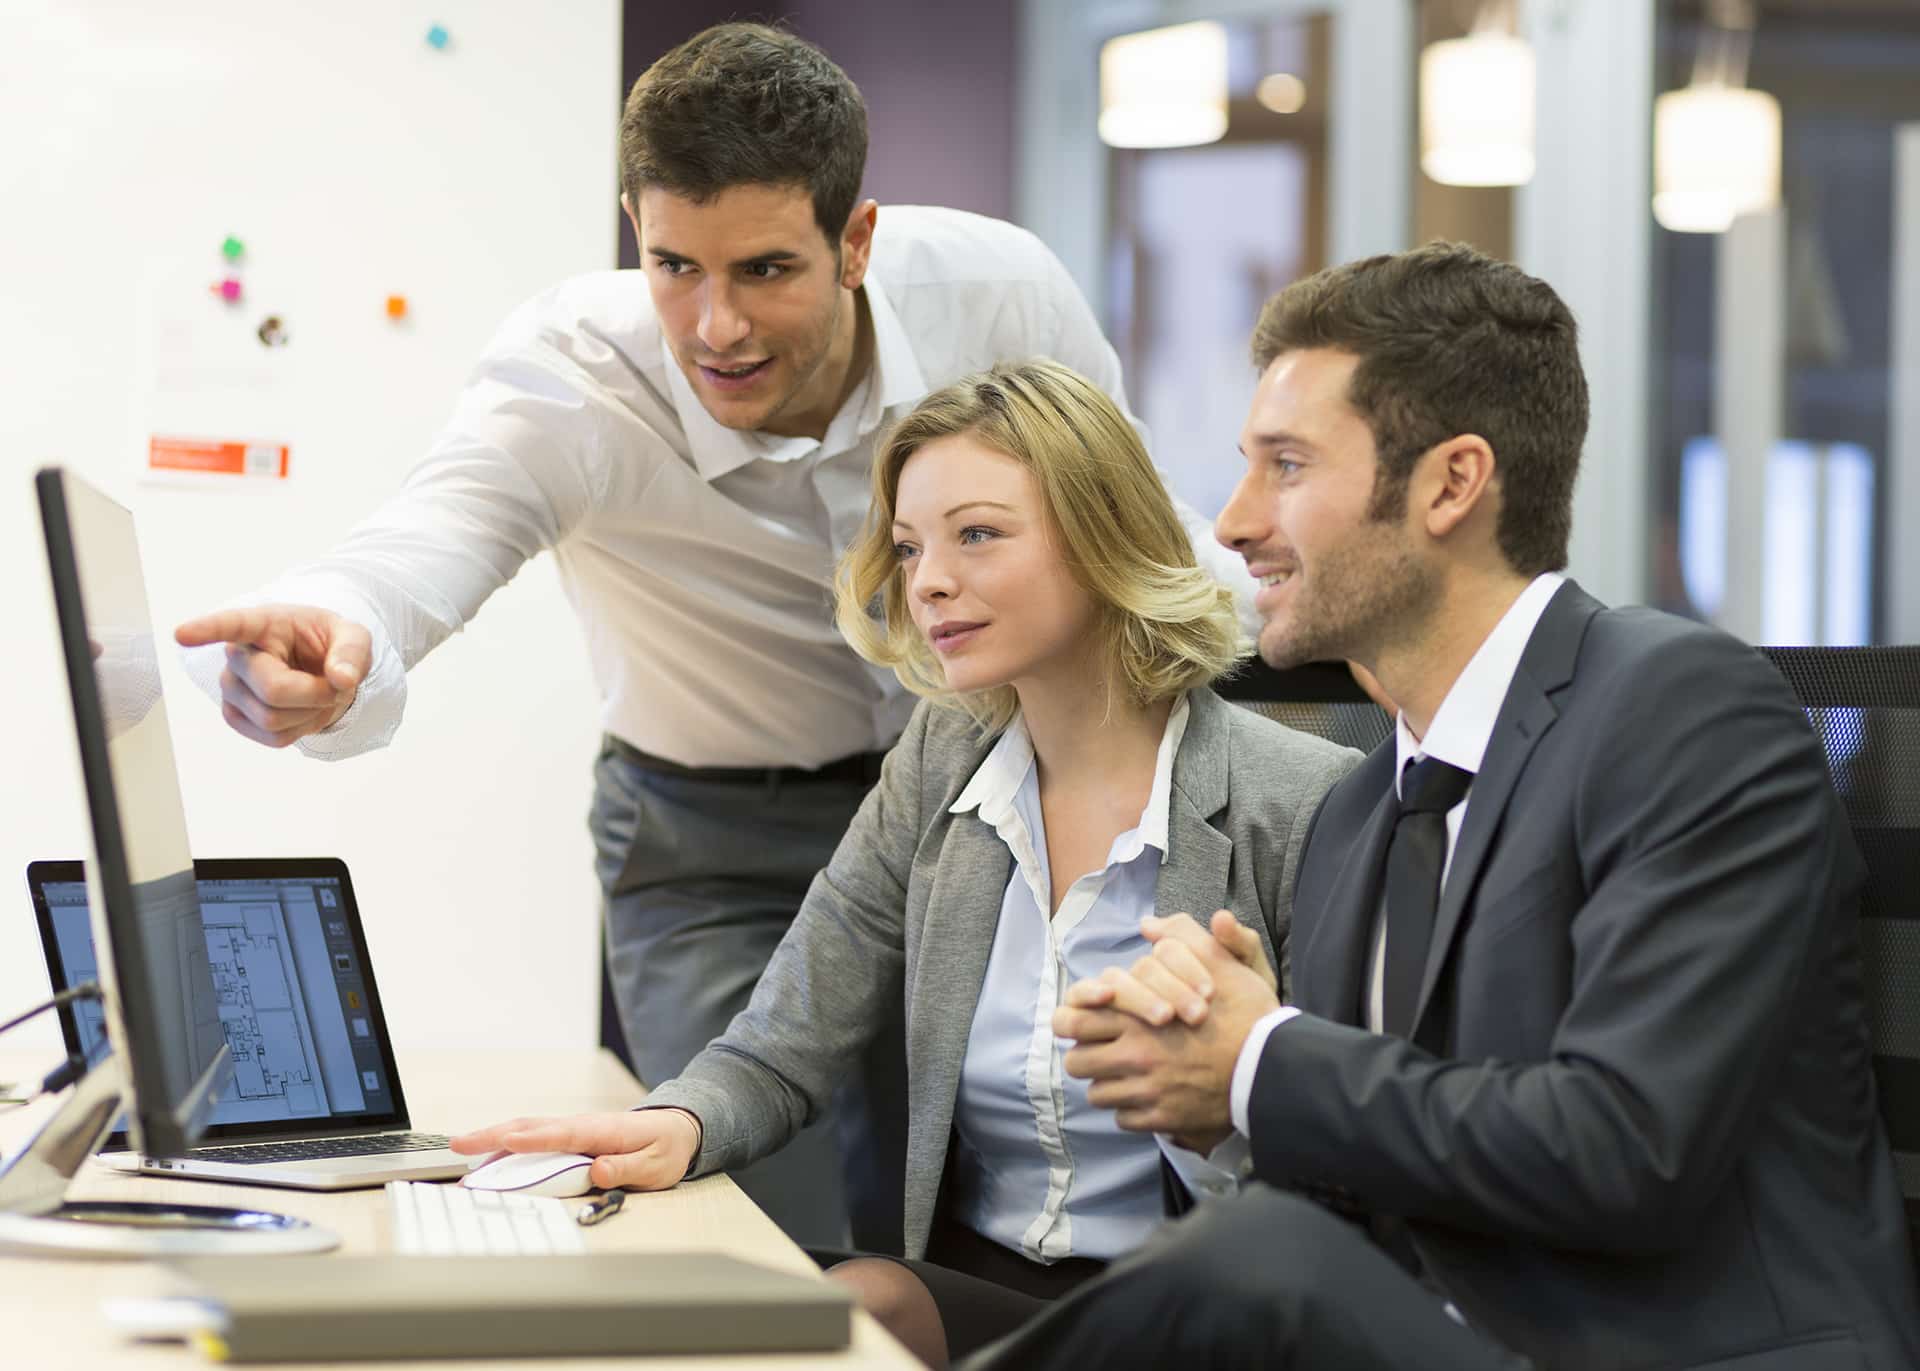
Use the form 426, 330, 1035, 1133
148, 437, 290, 479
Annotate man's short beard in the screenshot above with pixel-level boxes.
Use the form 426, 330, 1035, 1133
755, 288, 842, 430
1258, 474, 1434, 671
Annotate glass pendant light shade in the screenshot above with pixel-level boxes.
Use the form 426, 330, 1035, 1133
1099, 21, 1229, 150
1420, 31, 1536, 187
1653, 84, 1782, 232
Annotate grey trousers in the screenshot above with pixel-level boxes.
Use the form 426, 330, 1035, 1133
589, 741, 908, 1252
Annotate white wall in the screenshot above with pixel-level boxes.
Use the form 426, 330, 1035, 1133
0, 2, 617, 1064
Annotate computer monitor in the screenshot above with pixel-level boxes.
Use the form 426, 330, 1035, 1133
0, 468, 332, 1256
32, 466, 230, 1156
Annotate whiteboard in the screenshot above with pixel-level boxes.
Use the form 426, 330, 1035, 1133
0, 0, 619, 1062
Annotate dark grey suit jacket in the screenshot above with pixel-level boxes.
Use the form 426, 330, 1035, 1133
1252, 581, 1920, 1370
643, 686, 1357, 1259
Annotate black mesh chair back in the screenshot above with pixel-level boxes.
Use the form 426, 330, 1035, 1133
1213, 658, 1394, 754
1760, 644, 1920, 1270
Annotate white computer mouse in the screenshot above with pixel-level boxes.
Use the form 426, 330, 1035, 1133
459, 1149, 596, 1198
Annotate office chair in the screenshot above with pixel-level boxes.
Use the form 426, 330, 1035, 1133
1759, 644, 1920, 1272
1212, 658, 1395, 754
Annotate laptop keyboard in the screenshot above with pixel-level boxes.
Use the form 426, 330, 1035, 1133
188, 1132, 452, 1164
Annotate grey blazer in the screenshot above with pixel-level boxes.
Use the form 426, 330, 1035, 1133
642, 686, 1358, 1259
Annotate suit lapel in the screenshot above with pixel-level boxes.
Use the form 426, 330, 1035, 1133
1156, 691, 1233, 937
1158, 802, 1233, 935
901, 748, 1015, 1255
1297, 780, 1397, 1025
910, 813, 1012, 1124
1411, 582, 1600, 1031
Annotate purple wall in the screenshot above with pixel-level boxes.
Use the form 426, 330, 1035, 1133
785, 0, 1016, 222
618, 1, 1017, 268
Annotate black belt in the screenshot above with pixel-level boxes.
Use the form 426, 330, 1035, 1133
606, 735, 887, 787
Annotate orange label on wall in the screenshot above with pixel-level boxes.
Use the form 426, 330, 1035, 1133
148, 436, 289, 478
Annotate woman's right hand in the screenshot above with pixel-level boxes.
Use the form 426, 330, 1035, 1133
449, 1107, 702, 1190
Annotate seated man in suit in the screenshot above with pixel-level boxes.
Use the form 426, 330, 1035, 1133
963, 242, 1920, 1371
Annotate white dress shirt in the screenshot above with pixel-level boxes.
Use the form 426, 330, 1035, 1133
184, 206, 1251, 768
1229, 573, 1567, 1134
948, 694, 1250, 1263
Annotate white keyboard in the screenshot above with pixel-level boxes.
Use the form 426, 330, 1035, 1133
386, 1180, 587, 1255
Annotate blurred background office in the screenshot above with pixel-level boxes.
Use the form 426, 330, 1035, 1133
4, 0, 1917, 1060
632, 0, 1920, 645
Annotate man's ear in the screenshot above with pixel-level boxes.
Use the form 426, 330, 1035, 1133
839, 199, 879, 290
1420, 435, 1499, 541
621, 192, 643, 252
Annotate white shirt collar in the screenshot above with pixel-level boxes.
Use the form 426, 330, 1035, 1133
864, 270, 931, 414
1394, 573, 1566, 794
665, 272, 931, 482
951, 692, 1192, 861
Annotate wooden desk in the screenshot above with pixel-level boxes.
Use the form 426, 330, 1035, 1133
0, 1048, 918, 1369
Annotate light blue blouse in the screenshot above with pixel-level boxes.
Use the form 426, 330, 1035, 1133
946, 694, 1250, 1263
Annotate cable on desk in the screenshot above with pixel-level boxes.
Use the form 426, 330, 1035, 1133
0, 982, 100, 1039
0, 1054, 90, 1107
0, 983, 101, 1106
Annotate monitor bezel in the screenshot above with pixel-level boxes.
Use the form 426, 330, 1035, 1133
35, 467, 229, 1158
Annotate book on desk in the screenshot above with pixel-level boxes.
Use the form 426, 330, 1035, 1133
164, 1252, 853, 1362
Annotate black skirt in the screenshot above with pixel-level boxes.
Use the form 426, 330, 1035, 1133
811, 1212, 1107, 1359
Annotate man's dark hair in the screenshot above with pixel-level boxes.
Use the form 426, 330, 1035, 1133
620, 23, 868, 246
1251, 242, 1588, 576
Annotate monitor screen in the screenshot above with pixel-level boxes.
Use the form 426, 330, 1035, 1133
36, 468, 230, 1156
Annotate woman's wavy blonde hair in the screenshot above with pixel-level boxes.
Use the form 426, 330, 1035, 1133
834, 358, 1245, 732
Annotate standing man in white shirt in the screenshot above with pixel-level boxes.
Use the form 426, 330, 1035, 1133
174, 22, 1244, 1251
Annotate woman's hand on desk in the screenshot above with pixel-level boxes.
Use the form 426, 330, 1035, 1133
449, 1108, 702, 1190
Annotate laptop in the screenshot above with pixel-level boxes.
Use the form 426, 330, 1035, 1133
27, 855, 469, 1190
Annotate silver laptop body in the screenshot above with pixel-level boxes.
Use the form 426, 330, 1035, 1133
28, 857, 468, 1190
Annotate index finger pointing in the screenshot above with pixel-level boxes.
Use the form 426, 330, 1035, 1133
176, 608, 278, 649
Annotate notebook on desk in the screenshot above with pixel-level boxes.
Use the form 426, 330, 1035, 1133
26, 856, 468, 1189
165, 1253, 853, 1362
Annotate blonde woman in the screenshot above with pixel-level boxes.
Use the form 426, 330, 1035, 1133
454, 361, 1357, 1366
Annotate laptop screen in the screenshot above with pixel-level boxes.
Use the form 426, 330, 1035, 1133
30, 859, 412, 1142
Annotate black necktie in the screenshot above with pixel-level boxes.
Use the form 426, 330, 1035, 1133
1382, 756, 1475, 1039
